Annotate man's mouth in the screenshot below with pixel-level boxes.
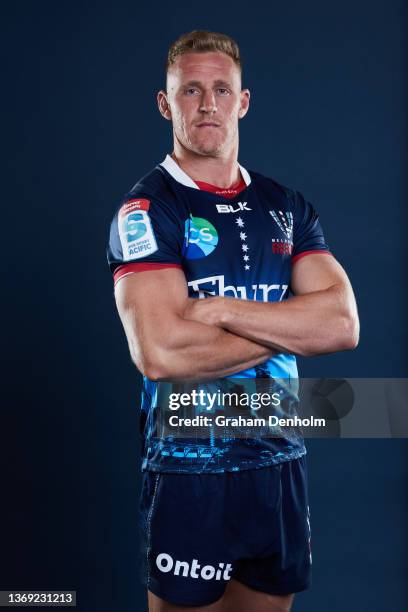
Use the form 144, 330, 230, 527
196, 122, 220, 128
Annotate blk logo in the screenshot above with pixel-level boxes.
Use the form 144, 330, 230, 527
216, 202, 251, 214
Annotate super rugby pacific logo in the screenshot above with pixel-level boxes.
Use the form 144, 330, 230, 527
118, 198, 158, 261
120, 199, 150, 241
183, 215, 219, 259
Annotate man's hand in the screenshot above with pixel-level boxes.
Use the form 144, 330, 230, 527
212, 254, 359, 356
184, 296, 227, 327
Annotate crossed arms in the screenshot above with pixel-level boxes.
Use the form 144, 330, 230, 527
114, 253, 359, 382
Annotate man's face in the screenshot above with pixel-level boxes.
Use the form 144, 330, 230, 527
158, 52, 250, 157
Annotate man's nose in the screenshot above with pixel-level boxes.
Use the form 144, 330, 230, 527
199, 90, 217, 113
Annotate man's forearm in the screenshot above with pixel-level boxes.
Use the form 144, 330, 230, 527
115, 268, 276, 383
130, 314, 275, 382
186, 284, 359, 358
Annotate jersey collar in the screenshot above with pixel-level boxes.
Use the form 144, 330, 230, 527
160, 154, 251, 189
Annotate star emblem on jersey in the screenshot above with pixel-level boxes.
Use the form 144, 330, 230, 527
230, 218, 251, 271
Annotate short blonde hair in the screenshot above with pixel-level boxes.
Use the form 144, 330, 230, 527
167, 30, 242, 74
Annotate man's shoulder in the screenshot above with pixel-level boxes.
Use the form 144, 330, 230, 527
109, 162, 185, 226
125, 163, 175, 202
249, 168, 297, 202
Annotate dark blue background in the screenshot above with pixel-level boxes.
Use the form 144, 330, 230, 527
3, 1, 407, 610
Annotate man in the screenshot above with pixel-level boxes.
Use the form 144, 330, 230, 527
107, 30, 359, 612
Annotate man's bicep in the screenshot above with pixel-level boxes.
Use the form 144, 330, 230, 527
290, 253, 352, 295
115, 267, 189, 316
114, 268, 189, 368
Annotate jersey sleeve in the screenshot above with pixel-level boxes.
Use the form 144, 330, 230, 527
107, 194, 185, 284
291, 190, 331, 264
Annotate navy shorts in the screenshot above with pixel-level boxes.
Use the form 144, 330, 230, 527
139, 456, 312, 607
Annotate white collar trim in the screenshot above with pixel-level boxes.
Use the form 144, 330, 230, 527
238, 164, 251, 186
160, 154, 251, 188
160, 154, 199, 188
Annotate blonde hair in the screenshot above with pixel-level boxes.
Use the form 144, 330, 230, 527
167, 30, 242, 74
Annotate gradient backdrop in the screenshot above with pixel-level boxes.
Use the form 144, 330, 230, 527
2, 1, 407, 611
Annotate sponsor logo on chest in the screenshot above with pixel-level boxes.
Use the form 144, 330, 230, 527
188, 275, 288, 301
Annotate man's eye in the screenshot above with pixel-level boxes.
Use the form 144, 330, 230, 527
185, 88, 199, 95
216, 88, 230, 95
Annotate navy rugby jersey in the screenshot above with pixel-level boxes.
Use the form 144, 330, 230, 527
107, 155, 331, 473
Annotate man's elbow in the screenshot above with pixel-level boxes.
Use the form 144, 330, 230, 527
303, 311, 359, 357
133, 350, 168, 381
329, 284, 360, 351
140, 359, 165, 381
131, 345, 176, 381
336, 312, 360, 352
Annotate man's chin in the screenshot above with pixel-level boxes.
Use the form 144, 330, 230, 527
191, 141, 224, 157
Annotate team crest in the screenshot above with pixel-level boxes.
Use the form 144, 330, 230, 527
269, 210, 293, 255
269, 210, 293, 239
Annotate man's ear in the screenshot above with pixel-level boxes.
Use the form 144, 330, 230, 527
238, 89, 250, 119
157, 90, 172, 120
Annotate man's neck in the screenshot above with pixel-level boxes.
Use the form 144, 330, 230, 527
171, 147, 241, 188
